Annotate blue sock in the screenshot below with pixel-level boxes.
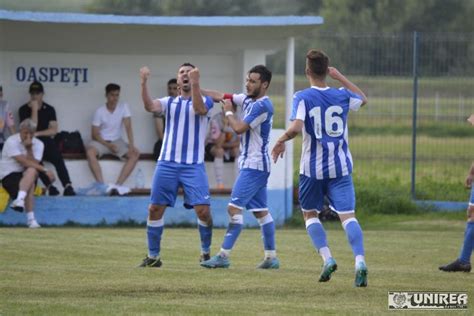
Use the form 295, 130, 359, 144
147, 219, 164, 258
305, 218, 328, 250
221, 214, 243, 251
343, 218, 365, 257
459, 222, 474, 264
198, 220, 212, 254
258, 214, 276, 251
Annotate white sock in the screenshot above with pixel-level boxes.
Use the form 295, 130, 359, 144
17, 190, 27, 200
355, 255, 365, 267
219, 248, 231, 258
264, 250, 277, 259
26, 211, 35, 221
319, 247, 332, 262
214, 157, 224, 185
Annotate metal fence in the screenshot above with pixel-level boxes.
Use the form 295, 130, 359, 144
293, 32, 474, 202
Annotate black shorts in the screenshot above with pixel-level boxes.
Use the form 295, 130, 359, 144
204, 143, 215, 162
1, 172, 24, 199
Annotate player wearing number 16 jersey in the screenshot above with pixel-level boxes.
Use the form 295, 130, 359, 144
272, 49, 369, 287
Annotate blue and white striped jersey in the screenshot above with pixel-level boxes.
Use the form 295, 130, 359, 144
232, 93, 273, 172
157, 95, 214, 164
291, 86, 363, 179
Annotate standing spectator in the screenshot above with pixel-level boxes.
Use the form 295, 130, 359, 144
82, 83, 140, 196
0, 85, 16, 153
0, 119, 55, 228
18, 81, 76, 196
152, 78, 178, 160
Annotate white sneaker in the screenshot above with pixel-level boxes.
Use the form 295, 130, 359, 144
11, 198, 25, 212
27, 219, 41, 228
106, 184, 117, 194
116, 185, 131, 196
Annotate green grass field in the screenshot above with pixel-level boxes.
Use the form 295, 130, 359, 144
1, 222, 472, 315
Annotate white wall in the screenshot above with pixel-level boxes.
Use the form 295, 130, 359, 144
0, 51, 243, 152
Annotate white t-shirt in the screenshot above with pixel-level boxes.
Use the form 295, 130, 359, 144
0, 133, 44, 179
92, 103, 131, 141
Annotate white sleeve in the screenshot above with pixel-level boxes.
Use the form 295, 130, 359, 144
33, 139, 44, 161
349, 97, 363, 111
157, 96, 171, 115
296, 99, 306, 121
122, 103, 131, 118
92, 108, 102, 127
232, 94, 246, 107
4, 138, 21, 158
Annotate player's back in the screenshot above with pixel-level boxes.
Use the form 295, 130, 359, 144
292, 86, 363, 179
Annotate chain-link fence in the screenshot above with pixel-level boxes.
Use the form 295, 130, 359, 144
273, 32, 474, 202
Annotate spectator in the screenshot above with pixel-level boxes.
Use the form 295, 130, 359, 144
82, 83, 140, 195
18, 81, 76, 196
205, 110, 240, 189
0, 85, 16, 153
153, 78, 179, 160
0, 119, 56, 228
152, 78, 178, 160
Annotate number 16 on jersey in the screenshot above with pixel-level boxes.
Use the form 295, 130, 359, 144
309, 105, 344, 139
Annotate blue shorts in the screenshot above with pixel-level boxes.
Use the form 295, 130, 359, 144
150, 161, 210, 209
469, 186, 474, 205
229, 168, 270, 212
299, 174, 355, 214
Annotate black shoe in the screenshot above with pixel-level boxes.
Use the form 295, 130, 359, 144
200, 253, 211, 262
63, 185, 76, 196
439, 259, 471, 272
138, 256, 162, 268
48, 185, 60, 196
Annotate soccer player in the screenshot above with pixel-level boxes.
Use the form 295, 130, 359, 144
271, 50, 368, 286
200, 65, 279, 269
138, 63, 214, 267
439, 115, 474, 273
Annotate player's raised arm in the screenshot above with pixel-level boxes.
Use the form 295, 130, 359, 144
328, 67, 368, 106
201, 89, 225, 102
271, 119, 304, 163
140, 66, 163, 113
189, 68, 208, 115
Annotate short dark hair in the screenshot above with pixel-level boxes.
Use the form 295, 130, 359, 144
248, 65, 272, 86
167, 78, 177, 86
105, 83, 120, 94
306, 49, 329, 77
179, 62, 195, 69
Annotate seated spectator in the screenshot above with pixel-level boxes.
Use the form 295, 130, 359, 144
0, 119, 56, 228
152, 78, 178, 160
81, 83, 140, 195
19, 81, 76, 196
0, 85, 16, 153
205, 111, 240, 188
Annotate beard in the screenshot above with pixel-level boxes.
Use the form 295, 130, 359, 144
247, 86, 261, 99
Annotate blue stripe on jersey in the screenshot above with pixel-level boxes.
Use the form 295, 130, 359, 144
322, 142, 329, 179
192, 114, 200, 164
242, 130, 250, 166
169, 97, 183, 162
180, 99, 191, 163
160, 97, 174, 160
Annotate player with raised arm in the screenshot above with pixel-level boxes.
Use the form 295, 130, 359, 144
272, 50, 369, 286
200, 65, 279, 269
138, 63, 214, 267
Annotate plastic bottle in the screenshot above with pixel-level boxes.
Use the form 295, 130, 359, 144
135, 168, 145, 189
